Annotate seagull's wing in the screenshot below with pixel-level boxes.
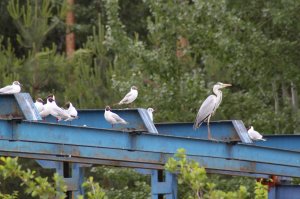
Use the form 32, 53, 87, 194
252, 130, 265, 140
119, 91, 134, 104
52, 106, 70, 118
194, 95, 217, 129
35, 103, 44, 113
111, 112, 128, 124
0, 85, 13, 93
68, 107, 78, 117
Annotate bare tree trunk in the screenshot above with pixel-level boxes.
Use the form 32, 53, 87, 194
291, 81, 299, 133
272, 81, 280, 134
66, 0, 75, 58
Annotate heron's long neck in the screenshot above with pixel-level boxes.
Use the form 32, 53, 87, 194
213, 87, 222, 109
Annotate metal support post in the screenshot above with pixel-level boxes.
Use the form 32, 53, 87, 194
151, 170, 177, 199
269, 185, 300, 199
36, 160, 87, 198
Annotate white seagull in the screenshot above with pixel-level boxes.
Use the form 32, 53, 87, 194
248, 126, 266, 141
0, 81, 22, 94
118, 86, 138, 105
41, 97, 71, 121
39, 97, 53, 118
64, 102, 78, 121
104, 106, 128, 127
147, 108, 155, 122
34, 98, 44, 113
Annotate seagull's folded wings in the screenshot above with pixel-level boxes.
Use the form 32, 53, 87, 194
0, 85, 13, 93
111, 112, 127, 123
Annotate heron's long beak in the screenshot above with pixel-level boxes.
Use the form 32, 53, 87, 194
222, 83, 232, 87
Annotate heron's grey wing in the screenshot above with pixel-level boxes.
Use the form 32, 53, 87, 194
194, 95, 217, 129
0, 85, 13, 93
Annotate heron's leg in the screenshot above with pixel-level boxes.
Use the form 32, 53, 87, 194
207, 115, 219, 142
207, 114, 212, 139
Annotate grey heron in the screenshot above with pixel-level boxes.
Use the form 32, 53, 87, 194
193, 82, 232, 139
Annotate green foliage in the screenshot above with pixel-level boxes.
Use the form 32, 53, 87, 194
0, 191, 18, 199
0, 157, 67, 199
165, 148, 250, 199
78, 176, 107, 199
88, 166, 151, 199
254, 180, 268, 199
7, 0, 66, 51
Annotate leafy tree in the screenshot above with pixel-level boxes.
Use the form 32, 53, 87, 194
254, 180, 268, 199
87, 166, 151, 199
0, 157, 67, 199
165, 148, 250, 199
7, 0, 66, 51
78, 176, 107, 199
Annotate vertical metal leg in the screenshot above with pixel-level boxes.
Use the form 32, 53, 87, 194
72, 163, 85, 198
269, 185, 300, 199
151, 170, 177, 199
36, 160, 87, 199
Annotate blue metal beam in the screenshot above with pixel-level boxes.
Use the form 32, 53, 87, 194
1, 120, 300, 177
46, 110, 252, 143
155, 123, 300, 151
48, 109, 300, 152
45, 109, 158, 134
268, 185, 300, 199
0, 93, 41, 120
254, 135, 300, 151
5, 120, 300, 168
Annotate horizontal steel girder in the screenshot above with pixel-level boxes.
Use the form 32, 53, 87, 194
1, 120, 300, 177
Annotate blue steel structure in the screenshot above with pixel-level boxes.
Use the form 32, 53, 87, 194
0, 93, 299, 198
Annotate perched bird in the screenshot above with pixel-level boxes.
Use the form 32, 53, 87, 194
64, 102, 78, 121
247, 126, 266, 141
34, 98, 44, 113
147, 108, 155, 122
118, 86, 138, 105
0, 81, 22, 94
104, 106, 128, 128
50, 99, 72, 121
194, 82, 232, 140
39, 97, 53, 118
41, 96, 71, 121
